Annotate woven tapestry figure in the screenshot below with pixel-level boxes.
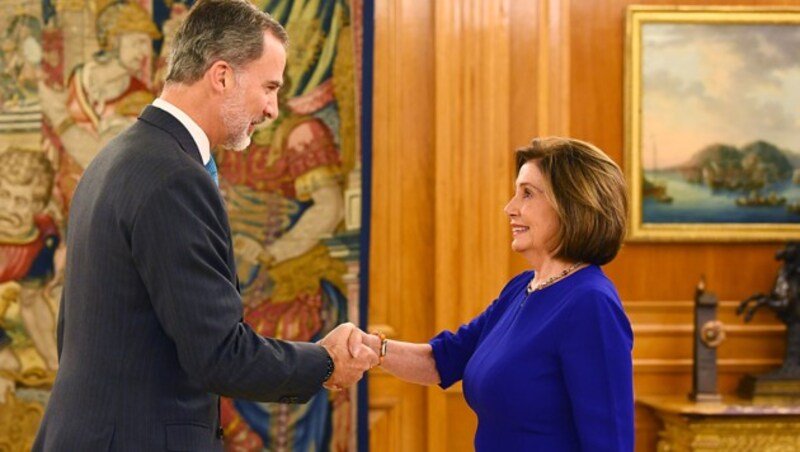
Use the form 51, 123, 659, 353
0, 148, 59, 404
217, 0, 360, 450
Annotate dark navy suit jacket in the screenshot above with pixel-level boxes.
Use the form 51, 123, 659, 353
33, 106, 329, 451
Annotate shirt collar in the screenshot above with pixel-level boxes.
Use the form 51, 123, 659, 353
152, 98, 211, 164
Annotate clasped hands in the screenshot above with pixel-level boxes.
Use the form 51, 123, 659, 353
317, 323, 384, 391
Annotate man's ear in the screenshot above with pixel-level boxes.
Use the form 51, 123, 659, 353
207, 60, 232, 92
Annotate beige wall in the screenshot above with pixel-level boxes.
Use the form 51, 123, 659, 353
368, 0, 796, 450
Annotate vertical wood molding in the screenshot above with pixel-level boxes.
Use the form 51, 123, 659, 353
537, 0, 571, 136
508, 0, 540, 147
370, 0, 435, 450
370, 0, 435, 341
368, 397, 402, 451
431, 0, 512, 449
371, 0, 400, 333
433, 0, 512, 329
426, 385, 448, 452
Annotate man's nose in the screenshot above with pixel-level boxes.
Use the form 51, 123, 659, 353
265, 100, 279, 120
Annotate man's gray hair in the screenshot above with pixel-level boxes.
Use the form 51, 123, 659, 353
165, 0, 288, 84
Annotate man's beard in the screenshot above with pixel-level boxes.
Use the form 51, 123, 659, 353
220, 88, 253, 152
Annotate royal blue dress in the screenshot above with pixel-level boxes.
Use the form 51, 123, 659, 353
430, 265, 633, 451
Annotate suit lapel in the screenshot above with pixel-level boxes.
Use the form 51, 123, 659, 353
138, 105, 203, 165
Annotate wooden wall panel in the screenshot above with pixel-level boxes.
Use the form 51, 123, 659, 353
430, 0, 514, 449
368, 395, 401, 451
370, 0, 435, 341
445, 385, 478, 452
433, 0, 513, 331
369, 0, 434, 450
509, 1, 540, 145
567, 1, 799, 449
370, 0, 800, 451
627, 299, 785, 449
567, 0, 797, 301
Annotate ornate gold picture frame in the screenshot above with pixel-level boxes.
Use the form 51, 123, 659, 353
625, 6, 800, 241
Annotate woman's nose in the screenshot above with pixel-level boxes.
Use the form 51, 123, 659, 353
504, 199, 516, 217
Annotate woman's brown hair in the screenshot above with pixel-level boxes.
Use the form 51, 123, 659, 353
515, 137, 628, 265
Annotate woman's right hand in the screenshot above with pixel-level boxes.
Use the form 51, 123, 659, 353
359, 330, 382, 359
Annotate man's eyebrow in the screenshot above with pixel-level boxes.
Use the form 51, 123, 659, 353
264, 80, 283, 88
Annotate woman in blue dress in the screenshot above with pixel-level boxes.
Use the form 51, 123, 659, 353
362, 137, 633, 451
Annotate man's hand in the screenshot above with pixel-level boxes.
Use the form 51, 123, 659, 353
317, 323, 378, 390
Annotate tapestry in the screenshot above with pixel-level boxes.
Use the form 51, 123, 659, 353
0, 0, 370, 450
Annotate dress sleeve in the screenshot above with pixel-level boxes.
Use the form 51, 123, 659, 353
429, 273, 528, 389
559, 288, 634, 452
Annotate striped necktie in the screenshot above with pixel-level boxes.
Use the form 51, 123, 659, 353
204, 155, 219, 187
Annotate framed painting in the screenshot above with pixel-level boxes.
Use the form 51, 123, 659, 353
625, 6, 800, 241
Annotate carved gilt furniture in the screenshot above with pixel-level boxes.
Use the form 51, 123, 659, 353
638, 395, 800, 451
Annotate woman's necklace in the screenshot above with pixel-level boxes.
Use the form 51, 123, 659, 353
526, 262, 584, 295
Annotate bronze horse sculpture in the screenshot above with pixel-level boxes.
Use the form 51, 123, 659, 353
737, 242, 800, 377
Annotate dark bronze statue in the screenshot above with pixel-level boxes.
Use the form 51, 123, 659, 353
737, 242, 800, 399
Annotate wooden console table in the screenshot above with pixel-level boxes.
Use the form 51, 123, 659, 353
637, 395, 800, 451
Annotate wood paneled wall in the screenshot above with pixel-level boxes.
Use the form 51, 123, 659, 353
369, 1, 434, 450
369, 0, 797, 450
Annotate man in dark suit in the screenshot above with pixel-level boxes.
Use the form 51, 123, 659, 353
32, 1, 377, 450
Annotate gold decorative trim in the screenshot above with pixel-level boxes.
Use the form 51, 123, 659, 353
0, 390, 44, 452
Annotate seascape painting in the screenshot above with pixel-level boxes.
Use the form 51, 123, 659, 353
626, 7, 800, 241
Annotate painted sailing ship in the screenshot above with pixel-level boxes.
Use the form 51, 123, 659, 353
643, 137, 673, 203
735, 190, 786, 207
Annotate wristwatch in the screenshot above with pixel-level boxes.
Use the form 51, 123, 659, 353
322, 352, 335, 384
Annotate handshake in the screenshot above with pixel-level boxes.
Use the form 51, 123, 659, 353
316, 322, 384, 391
